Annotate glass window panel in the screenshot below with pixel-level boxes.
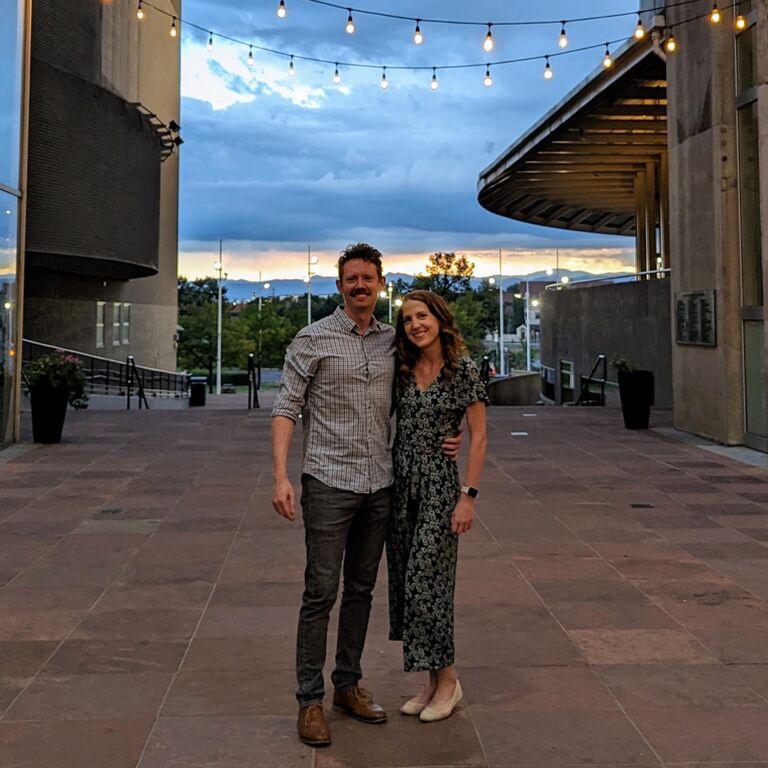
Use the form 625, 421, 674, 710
121, 303, 130, 345
0, 0, 24, 190
0, 193, 18, 446
743, 320, 766, 438
112, 303, 121, 346
737, 102, 763, 307
736, 24, 756, 96
96, 302, 105, 348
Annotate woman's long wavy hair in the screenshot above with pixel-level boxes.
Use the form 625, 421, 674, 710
395, 290, 467, 387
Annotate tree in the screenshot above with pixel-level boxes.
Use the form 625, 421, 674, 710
411, 252, 474, 299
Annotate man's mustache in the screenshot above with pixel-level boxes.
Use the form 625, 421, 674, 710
351, 288, 370, 296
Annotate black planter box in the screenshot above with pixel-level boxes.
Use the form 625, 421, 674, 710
617, 370, 654, 430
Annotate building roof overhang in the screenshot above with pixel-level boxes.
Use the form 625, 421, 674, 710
477, 39, 667, 237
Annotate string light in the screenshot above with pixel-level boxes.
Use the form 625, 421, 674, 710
277, 0, 286, 19
136, 2, 144, 21
143, 0, 729, 92
543, 55, 553, 79
430, 67, 439, 90
483, 24, 494, 53
413, 20, 423, 45
288, 55, 295, 76
735, 14, 747, 30
664, 30, 677, 53
558, 22, 568, 49
709, 3, 721, 24
345, 9, 355, 34
602, 44, 613, 68
333, 63, 341, 83
380, 67, 388, 89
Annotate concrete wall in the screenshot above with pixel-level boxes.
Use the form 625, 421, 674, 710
23, 0, 180, 372
539, 279, 673, 408
759, 1, 768, 448
665, 0, 759, 445
486, 372, 540, 406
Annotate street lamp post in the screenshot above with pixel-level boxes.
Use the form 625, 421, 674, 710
254, 273, 271, 389
305, 245, 318, 326
514, 279, 541, 372
488, 249, 505, 377
212, 240, 226, 395
379, 281, 397, 323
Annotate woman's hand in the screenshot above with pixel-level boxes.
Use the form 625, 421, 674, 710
451, 495, 474, 535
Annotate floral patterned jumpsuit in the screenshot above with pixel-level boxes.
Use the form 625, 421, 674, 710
387, 357, 488, 672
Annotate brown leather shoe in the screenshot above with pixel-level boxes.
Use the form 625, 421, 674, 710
297, 704, 331, 747
332, 685, 387, 724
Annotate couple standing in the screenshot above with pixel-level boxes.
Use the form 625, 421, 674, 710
272, 243, 487, 747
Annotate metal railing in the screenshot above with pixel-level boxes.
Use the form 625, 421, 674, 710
545, 268, 671, 290
574, 354, 607, 406
22, 340, 189, 405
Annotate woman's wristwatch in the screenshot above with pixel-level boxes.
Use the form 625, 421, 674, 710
460, 485, 479, 499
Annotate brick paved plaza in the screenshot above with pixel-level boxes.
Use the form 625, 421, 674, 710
1, 397, 768, 767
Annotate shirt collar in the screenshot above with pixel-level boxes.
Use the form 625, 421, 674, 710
334, 306, 384, 334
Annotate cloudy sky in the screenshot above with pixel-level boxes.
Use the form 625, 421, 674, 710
178, 0, 639, 280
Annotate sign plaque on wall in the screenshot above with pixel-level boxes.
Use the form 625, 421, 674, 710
675, 290, 716, 346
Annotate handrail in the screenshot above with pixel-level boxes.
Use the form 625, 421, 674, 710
545, 268, 671, 290
126, 355, 150, 410
22, 339, 188, 400
574, 354, 607, 407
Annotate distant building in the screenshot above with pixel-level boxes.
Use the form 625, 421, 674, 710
478, 0, 766, 451
1, 0, 182, 446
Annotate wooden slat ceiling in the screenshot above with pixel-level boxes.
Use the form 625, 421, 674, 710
477, 42, 666, 236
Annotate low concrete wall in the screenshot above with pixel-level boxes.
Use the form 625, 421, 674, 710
539, 279, 673, 408
486, 372, 541, 406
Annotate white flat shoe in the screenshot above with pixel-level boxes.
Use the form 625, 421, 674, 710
419, 680, 463, 722
399, 697, 427, 716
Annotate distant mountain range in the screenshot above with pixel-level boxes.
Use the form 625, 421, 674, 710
222, 270, 633, 301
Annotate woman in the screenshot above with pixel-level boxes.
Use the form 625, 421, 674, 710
388, 290, 487, 722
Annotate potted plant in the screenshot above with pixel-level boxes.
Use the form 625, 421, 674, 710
611, 355, 654, 430
25, 349, 88, 443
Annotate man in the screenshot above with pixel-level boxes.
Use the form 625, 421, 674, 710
272, 243, 458, 747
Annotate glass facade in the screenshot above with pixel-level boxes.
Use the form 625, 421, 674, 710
735, 10, 766, 449
0, 0, 25, 446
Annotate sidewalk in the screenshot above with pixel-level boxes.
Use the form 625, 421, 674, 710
1, 401, 768, 767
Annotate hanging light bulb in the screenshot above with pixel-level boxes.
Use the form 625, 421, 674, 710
483, 24, 494, 53
602, 44, 613, 68
634, 17, 646, 39
380, 67, 388, 89
709, 3, 721, 24
664, 32, 677, 53
345, 10, 355, 34
543, 55, 553, 79
430, 67, 439, 90
207, 32, 214, 52
333, 64, 341, 84
136, 2, 144, 21
483, 65, 493, 87
170, 17, 177, 38
277, 0, 286, 18
288, 55, 295, 76
735, 14, 747, 30
558, 22, 568, 49
247, 46, 254, 66
413, 20, 423, 45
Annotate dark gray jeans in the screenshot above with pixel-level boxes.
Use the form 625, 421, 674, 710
296, 474, 391, 706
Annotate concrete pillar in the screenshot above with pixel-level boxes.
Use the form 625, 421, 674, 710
635, 171, 647, 274
645, 160, 657, 279
659, 153, 670, 270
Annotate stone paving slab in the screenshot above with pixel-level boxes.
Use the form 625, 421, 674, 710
0, 399, 767, 767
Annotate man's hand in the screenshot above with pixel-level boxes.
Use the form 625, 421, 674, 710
272, 477, 296, 521
440, 427, 464, 460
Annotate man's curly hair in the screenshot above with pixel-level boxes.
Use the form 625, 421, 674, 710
336, 243, 384, 280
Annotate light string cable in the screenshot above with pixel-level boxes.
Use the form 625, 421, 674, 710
136, 0, 745, 79
295, 0, 708, 30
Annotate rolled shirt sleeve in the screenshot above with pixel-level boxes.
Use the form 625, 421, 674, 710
272, 331, 319, 423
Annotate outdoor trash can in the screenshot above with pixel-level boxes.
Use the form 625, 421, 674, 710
189, 376, 207, 407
